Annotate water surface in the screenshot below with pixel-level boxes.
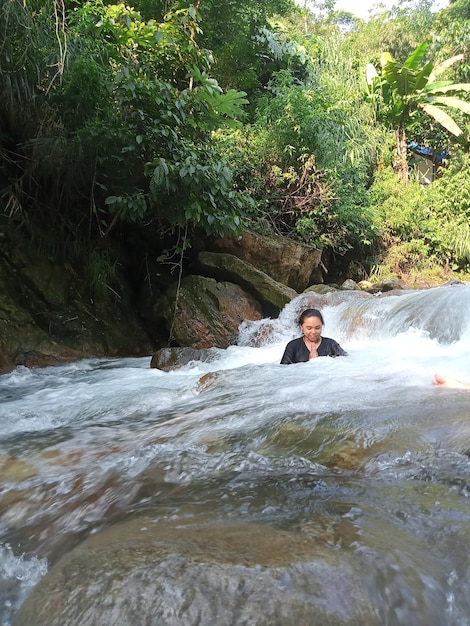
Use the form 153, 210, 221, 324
1, 285, 470, 625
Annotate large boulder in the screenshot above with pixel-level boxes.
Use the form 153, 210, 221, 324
159, 275, 263, 349
197, 251, 298, 314
205, 231, 323, 291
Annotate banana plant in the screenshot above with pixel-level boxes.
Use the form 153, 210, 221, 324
366, 41, 470, 180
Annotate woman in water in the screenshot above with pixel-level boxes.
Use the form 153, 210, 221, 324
280, 308, 346, 364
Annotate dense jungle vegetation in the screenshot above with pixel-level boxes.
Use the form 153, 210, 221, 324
1, 0, 469, 291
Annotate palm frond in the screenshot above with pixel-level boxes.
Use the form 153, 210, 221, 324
428, 54, 465, 83
429, 96, 470, 116
418, 103, 464, 137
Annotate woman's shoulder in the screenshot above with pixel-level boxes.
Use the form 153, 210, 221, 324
320, 336, 347, 356
286, 336, 303, 346
322, 336, 339, 345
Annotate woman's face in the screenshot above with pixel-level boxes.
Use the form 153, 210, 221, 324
301, 315, 323, 343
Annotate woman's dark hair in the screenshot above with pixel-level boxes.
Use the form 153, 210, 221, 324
298, 308, 324, 325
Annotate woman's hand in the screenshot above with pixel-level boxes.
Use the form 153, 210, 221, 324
308, 346, 318, 359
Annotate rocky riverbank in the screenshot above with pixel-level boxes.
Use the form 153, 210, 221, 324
0, 227, 411, 375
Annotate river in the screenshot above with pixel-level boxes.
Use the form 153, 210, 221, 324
1, 285, 470, 625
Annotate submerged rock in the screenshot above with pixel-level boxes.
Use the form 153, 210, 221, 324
0, 455, 37, 482
14, 516, 383, 626
150, 347, 217, 371
14, 349, 82, 369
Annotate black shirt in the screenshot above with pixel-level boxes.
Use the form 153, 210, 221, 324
280, 336, 346, 364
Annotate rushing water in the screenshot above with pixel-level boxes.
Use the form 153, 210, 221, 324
1, 285, 470, 625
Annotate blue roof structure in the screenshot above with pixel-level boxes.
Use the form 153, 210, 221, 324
408, 141, 450, 164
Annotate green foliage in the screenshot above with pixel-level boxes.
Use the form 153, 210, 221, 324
88, 249, 118, 300
366, 41, 470, 181
385, 239, 434, 274
342, 0, 435, 65
192, 0, 303, 106
448, 224, 470, 269
431, 0, 470, 83
425, 156, 470, 269
427, 157, 470, 223
1, 0, 252, 252
215, 55, 382, 255
368, 167, 430, 239
366, 168, 438, 276
2, 0, 469, 287
146, 141, 249, 236
366, 41, 470, 136
70, 3, 252, 237
368, 158, 470, 275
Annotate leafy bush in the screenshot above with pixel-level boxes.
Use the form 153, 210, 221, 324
217, 64, 382, 257
368, 167, 429, 240
425, 155, 470, 269
427, 156, 470, 223
367, 157, 470, 275
0, 0, 255, 251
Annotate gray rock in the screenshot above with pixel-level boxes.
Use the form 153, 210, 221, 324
158, 275, 263, 349
303, 284, 339, 295
380, 278, 405, 292
205, 230, 322, 292
150, 347, 218, 371
341, 279, 361, 291
197, 251, 298, 312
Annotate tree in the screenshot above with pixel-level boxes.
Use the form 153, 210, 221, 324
366, 41, 470, 180
430, 0, 470, 84
193, 0, 306, 109
0, 0, 252, 249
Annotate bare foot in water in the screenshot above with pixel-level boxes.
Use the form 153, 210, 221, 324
432, 373, 470, 390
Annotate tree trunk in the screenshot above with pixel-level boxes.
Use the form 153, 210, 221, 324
393, 127, 409, 183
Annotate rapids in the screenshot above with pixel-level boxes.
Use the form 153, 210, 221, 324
1, 284, 470, 625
